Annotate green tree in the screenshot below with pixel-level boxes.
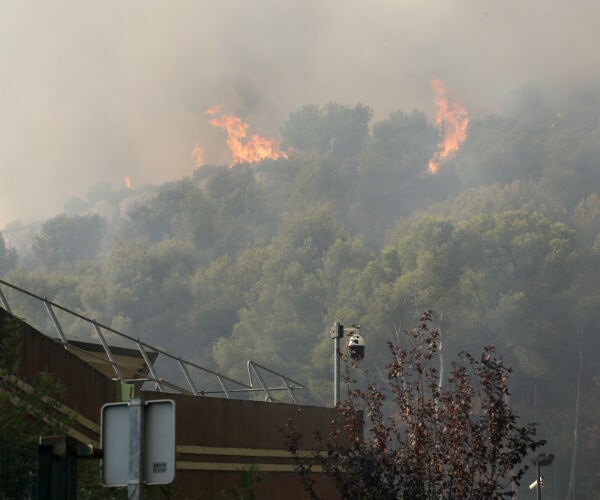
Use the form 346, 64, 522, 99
572, 192, 600, 248
32, 214, 106, 270
122, 179, 215, 249
281, 102, 373, 159
455, 115, 545, 186
96, 239, 197, 346
213, 207, 350, 394
371, 110, 437, 174
0, 232, 17, 275
204, 168, 271, 255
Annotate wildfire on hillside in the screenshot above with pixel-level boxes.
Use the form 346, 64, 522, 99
428, 80, 469, 174
207, 106, 288, 166
124, 175, 133, 190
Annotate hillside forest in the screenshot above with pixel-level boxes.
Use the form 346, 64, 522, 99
1, 89, 600, 497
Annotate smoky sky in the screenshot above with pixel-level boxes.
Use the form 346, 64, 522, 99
1, 0, 599, 227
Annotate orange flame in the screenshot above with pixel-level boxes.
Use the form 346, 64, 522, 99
124, 175, 133, 189
428, 80, 469, 174
207, 107, 288, 166
191, 143, 205, 167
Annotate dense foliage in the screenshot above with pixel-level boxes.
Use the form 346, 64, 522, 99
286, 313, 545, 499
2, 93, 600, 497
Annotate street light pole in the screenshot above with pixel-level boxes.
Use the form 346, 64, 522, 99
331, 322, 343, 407
532, 452, 554, 500
536, 462, 541, 500
128, 397, 144, 500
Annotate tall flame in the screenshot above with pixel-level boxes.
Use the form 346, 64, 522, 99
207, 107, 288, 166
427, 80, 469, 174
191, 142, 205, 167
124, 175, 133, 190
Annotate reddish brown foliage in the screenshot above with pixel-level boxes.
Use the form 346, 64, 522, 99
286, 312, 545, 499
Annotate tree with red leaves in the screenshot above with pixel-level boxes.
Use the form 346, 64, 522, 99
286, 312, 546, 499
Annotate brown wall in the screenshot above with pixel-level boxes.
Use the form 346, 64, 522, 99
142, 391, 333, 450
0, 308, 116, 423
0, 308, 341, 499
141, 391, 341, 499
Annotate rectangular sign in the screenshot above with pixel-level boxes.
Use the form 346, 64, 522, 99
101, 402, 129, 487
101, 399, 176, 487
144, 399, 176, 485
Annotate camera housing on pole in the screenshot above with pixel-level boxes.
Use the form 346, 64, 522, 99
347, 331, 365, 361
331, 323, 365, 406
531, 452, 554, 500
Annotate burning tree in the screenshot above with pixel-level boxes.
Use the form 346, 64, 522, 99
207, 106, 288, 166
427, 79, 469, 174
286, 312, 545, 499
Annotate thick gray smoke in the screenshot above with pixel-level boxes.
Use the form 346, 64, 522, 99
1, 0, 599, 227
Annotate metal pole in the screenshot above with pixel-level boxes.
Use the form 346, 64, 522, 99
44, 300, 70, 351
249, 362, 273, 402
334, 335, 340, 406
137, 342, 164, 392
332, 322, 343, 407
537, 463, 541, 500
128, 397, 144, 500
93, 321, 124, 382
177, 359, 198, 396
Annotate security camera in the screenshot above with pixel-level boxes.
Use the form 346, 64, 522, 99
347, 333, 365, 361
529, 477, 544, 490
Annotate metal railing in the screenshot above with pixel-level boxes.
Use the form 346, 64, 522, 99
0, 278, 304, 403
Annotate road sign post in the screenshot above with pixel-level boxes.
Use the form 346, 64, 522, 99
128, 398, 143, 500
101, 398, 175, 499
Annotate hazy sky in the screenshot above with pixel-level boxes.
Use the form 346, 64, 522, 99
1, 0, 598, 227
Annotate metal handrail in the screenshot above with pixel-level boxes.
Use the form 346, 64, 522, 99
0, 278, 303, 403
247, 361, 304, 403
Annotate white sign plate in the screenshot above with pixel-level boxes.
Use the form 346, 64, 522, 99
101, 402, 129, 487
101, 399, 176, 487
143, 399, 176, 485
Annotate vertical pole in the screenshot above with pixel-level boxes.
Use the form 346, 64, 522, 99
537, 463, 542, 500
128, 397, 144, 500
38, 439, 53, 500
334, 335, 340, 406
332, 322, 343, 407
37, 437, 77, 500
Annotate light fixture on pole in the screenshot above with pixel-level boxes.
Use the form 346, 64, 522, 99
331, 322, 343, 407
331, 323, 365, 407
531, 452, 554, 500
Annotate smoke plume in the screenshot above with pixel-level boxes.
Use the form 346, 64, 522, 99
0, 0, 599, 226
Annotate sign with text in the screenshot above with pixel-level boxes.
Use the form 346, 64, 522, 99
143, 400, 176, 485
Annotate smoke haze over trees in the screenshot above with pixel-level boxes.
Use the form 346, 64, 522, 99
1, 96, 600, 497
1, 2, 600, 497
1, 0, 600, 225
